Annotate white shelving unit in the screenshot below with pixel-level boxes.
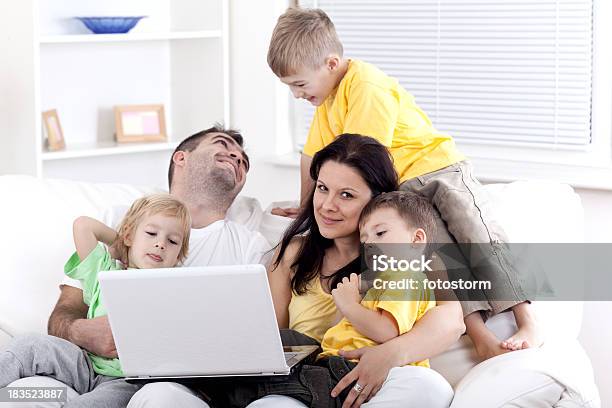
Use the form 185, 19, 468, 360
40, 31, 223, 44
0, 0, 230, 188
41, 141, 179, 161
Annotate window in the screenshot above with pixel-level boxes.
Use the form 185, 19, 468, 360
291, 0, 611, 186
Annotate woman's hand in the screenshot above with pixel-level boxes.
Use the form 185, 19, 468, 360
331, 342, 400, 408
331, 273, 361, 315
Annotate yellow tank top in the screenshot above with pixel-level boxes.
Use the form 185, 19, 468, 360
288, 277, 337, 343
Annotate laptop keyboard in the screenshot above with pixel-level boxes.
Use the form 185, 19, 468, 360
284, 352, 299, 362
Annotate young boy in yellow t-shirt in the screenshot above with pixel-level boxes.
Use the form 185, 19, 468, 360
320, 192, 435, 368
267, 7, 542, 359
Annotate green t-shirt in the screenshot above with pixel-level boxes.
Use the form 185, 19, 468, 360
64, 243, 124, 377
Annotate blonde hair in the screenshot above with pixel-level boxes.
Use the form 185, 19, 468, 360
113, 194, 191, 267
267, 7, 343, 77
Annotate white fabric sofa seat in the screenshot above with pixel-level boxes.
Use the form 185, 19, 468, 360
0, 175, 599, 407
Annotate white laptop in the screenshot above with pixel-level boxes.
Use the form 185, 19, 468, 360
98, 264, 318, 381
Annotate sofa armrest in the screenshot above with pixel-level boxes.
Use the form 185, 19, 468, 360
0, 327, 12, 350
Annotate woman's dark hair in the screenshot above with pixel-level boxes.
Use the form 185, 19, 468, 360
273, 134, 399, 295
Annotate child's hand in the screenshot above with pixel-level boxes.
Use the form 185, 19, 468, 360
331, 273, 362, 315
109, 240, 128, 267
271, 207, 301, 218
73, 216, 118, 262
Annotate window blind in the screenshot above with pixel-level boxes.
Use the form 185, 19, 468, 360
294, 0, 593, 150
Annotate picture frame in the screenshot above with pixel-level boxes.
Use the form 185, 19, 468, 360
114, 104, 167, 143
42, 109, 66, 151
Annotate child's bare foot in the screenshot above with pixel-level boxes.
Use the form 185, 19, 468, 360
465, 311, 512, 361
501, 302, 544, 351
475, 333, 513, 360
501, 321, 543, 350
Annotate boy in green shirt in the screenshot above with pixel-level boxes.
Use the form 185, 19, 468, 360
0, 194, 191, 407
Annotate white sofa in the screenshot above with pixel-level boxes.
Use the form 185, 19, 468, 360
0, 175, 600, 406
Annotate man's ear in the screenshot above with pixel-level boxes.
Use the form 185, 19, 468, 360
172, 151, 187, 169
412, 228, 427, 244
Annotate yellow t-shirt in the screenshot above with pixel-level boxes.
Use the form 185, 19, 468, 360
319, 271, 435, 367
302, 59, 465, 183
288, 276, 337, 343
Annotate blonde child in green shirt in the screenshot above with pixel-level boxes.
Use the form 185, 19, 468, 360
0, 194, 190, 407
267, 7, 542, 359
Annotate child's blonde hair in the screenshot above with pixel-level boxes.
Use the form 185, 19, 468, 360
113, 194, 191, 266
267, 7, 343, 77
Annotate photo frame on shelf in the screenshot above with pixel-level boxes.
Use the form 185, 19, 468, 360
42, 109, 66, 151
114, 104, 167, 143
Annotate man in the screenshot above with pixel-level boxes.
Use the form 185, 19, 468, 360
5, 125, 270, 407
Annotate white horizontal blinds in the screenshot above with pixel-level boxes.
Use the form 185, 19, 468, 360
295, 0, 593, 149
435, 0, 593, 146
294, 101, 315, 151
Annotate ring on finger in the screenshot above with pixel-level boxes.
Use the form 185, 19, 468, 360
353, 383, 364, 393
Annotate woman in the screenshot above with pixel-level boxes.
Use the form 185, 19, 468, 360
252, 134, 464, 408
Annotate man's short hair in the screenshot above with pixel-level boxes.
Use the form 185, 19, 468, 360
267, 8, 343, 77
167, 124, 244, 189
359, 191, 437, 240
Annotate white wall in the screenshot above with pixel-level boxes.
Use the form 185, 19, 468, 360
229, 0, 286, 159
577, 188, 612, 243
229, 0, 298, 205
575, 188, 612, 406
228, 0, 612, 404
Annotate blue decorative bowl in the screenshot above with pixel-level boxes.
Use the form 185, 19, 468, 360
75, 16, 146, 34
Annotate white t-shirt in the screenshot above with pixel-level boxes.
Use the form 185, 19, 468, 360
62, 205, 272, 289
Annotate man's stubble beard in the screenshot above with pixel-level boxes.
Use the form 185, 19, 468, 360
184, 156, 240, 211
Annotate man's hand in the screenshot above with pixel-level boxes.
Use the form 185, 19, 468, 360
270, 207, 301, 219
69, 316, 118, 358
48, 286, 117, 358
331, 273, 362, 316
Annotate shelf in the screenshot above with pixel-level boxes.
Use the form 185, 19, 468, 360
3, 0, 229, 186
42, 141, 179, 161
39, 30, 222, 44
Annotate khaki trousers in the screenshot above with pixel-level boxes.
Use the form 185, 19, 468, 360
400, 160, 528, 316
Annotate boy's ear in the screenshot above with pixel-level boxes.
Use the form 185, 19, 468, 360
325, 55, 341, 71
412, 228, 427, 244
